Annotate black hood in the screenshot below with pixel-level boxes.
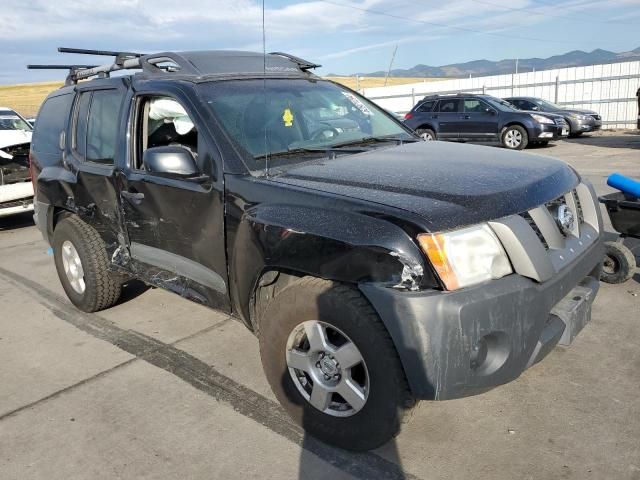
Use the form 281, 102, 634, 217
271, 141, 578, 231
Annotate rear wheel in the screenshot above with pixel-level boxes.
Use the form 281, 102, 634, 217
600, 241, 636, 284
53, 216, 122, 312
258, 277, 414, 451
501, 125, 528, 150
416, 128, 436, 141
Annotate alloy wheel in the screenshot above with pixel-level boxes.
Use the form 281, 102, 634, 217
286, 320, 369, 417
61, 240, 85, 294
505, 129, 522, 148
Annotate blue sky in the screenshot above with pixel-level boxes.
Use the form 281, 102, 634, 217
1, 0, 639, 84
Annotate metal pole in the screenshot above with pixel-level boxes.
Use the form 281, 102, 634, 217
554, 75, 559, 103
411, 88, 415, 107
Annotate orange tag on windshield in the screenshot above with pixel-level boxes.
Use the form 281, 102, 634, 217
283, 108, 294, 127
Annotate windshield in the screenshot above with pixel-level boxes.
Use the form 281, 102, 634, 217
534, 99, 561, 111
483, 96, 519, 112
0, 111, 32, 131
199, 79, 413, 174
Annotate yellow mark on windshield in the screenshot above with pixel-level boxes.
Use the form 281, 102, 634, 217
282, 108, 294, 127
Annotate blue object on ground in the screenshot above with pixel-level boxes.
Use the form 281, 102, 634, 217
47, 247, 53, 256
607, 173, 640, 198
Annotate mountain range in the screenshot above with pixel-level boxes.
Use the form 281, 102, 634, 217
343, 47, 640, 78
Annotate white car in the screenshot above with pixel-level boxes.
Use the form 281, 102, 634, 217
0, 107, 34, 218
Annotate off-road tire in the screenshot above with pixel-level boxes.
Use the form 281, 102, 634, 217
416, 128, 436, 141
600, 241, 636, 284
53, 216, 122, 312
258, 277, 414, 451
501, 125, 528, 150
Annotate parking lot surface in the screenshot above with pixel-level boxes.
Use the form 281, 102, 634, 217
1, 132, 639, 480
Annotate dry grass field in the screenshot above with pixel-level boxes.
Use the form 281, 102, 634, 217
326, 76, 441, 90
0, 81, 63, 117
0, 76, 442, 118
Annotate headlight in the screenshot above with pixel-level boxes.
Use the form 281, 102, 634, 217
530, 114, 554, 124
417, 224, 513, 290
570, 113, 588, 121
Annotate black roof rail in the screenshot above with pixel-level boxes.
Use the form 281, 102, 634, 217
269, 52, 321, 71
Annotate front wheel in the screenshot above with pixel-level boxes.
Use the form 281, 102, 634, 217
258, 277, 414, 451
600, 241, 636, 284
53, 216, 122, 312
501, 125, 528, 150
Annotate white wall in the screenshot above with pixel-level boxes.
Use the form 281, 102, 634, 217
362, 61, 640, 129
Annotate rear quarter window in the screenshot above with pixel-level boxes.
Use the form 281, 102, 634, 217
31, 93, 74, 154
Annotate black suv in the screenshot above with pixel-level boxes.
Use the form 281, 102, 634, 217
403, 93, 568, 149
30, 49, 603, 451
505, 96, 602, 137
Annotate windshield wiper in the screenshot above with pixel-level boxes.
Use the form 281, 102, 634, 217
253, 145, 367, 160
330, 135, 419, 148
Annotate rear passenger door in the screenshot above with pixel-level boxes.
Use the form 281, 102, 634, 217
434, 98, 462, 138
69, 83, 128, 249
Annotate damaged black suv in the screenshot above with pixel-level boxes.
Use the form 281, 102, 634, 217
30, 49, 604, 451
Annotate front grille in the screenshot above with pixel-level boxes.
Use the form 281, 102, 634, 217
520, 211, 549, 249
590, 114, 601, 121
0, 197, 33, 209
554, 118, 568, 126
573, 190, 584, 224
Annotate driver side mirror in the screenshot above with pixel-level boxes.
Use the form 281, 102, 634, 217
143, 146, 199, 178
485, 108, 497, 115
531, 105, 539, 111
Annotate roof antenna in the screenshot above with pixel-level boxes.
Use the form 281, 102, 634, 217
262, 0, 269, 178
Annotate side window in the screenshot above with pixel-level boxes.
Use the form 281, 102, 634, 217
417, 101, 435, 113
31, 94, 74, 154
464, 99, 483, 113
133, 96, 198, 171
511, 99, 525, 109
525, 101, 539, 110
73, 92, 91, 157
85, 90, 123, 165
438, 99, 462, 113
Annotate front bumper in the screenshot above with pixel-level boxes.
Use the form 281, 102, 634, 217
0, 198, 33, 217
360, 232, 603, 401
573, 117, 602, 133
532, 123, 567, 140
0, 182, 34, 218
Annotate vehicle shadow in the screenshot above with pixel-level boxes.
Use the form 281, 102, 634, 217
565, 132, 640, 149
0, 211, 34, 231
115, 279, 152, 305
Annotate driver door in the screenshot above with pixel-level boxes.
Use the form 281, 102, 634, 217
119, 90, 230, 311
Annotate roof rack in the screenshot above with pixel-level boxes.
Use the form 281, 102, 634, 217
28, 48, 321, 85
269, 52, 321, 71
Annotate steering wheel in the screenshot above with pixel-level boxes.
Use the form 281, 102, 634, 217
311, 126, 340, 142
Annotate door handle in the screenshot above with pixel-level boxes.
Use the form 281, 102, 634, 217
431, 114, 438, 119
121, 191, 145, 205
463, 115, 470, 119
